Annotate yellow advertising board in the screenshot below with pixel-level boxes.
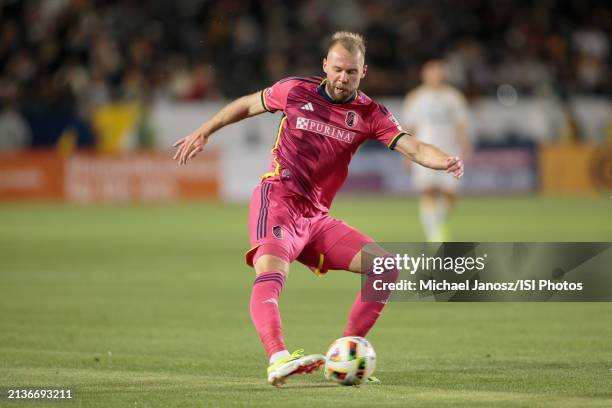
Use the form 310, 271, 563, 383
540, 144, 612, 194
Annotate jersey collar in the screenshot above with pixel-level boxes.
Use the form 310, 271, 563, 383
318, 79, 358, 104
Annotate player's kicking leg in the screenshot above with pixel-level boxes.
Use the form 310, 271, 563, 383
341, 239, 399, 337
342, 240, 397, 384
249, 251, 324, 387
300, 223, 399, 384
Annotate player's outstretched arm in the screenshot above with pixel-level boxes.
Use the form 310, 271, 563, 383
173, 91, 266, 165
394, 135, 464, 179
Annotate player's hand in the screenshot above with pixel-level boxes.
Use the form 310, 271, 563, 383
172, 130, 209, 165
445, 156, 464, 179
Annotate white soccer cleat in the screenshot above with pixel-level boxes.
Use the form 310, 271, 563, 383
266, 349, 326, 387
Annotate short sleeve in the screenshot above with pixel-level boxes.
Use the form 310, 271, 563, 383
260, 77, 300, 113
370, 103, 410, 150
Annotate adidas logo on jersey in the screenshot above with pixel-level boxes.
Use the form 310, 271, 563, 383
300, 102, 314, 111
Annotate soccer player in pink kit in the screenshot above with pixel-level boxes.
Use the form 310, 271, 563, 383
173, 32, 464, 386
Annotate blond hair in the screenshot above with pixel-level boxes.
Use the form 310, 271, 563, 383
328, 31, 366, 58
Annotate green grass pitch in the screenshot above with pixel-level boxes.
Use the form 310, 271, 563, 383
1, 196, 611, 407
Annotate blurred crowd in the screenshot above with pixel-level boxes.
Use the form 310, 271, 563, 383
0, 0, 610, 149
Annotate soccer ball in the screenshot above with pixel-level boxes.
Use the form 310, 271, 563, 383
324, 336, 376, 385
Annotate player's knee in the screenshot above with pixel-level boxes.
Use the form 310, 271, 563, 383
361, 254, 399, 303
384, 265, 400, 284
349, 242, 389, 274
370, 255, 400, 283
252, 243, 291, 275
254, 254, 290, 276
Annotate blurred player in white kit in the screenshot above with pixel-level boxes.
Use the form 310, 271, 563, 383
402, 60, 473, 242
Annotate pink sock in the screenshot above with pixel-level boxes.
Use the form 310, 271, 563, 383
249, 271, 287, 357
343, 266, 398, 337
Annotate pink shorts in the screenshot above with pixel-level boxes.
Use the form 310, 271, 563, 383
245, 179, 373, 275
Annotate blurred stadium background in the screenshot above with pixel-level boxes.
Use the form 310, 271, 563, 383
0, 0, 611, 201
1, 1, 611, 407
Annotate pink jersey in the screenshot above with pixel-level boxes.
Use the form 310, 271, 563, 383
260, 76, 409, 212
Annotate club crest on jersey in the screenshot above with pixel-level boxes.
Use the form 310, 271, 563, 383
345, 111, 358, 128
272, 225, 284, 239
